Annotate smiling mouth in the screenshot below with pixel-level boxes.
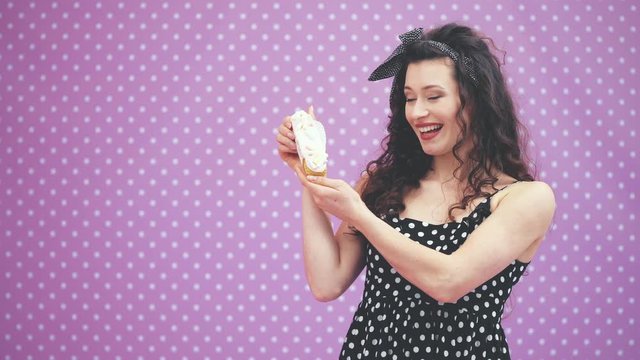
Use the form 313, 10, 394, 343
418, 124, 443, 133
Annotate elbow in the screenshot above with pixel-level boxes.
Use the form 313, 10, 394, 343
431, 285, 464, 304
309, 284, 342, 302
434, 288, 464, 304
430, 285, 458, 304
313, 292, 338, 303
304, 270, 345, 302
427, 268, 464, 304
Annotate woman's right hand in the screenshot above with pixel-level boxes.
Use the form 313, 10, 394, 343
276, 114, 302, 172
277, 106, 319, 183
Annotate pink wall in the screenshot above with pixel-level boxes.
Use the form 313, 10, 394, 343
1, 1, 638, 359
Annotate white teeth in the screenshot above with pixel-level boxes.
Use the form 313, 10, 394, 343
419, 124, 443, 133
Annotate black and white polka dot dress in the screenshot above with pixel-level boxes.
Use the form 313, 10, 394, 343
340, 188, 529, 360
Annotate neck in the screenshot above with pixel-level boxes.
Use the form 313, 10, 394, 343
429, 148, 471, 182
426, 134, 477, 187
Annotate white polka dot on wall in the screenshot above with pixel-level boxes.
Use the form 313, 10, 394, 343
0, 1, 638, 359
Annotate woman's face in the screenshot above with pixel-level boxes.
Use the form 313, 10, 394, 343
403, 58, 469, 157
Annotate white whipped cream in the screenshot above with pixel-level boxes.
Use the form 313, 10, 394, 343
290, 110, 327, 173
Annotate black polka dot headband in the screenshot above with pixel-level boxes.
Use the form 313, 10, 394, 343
368, 28, 480, 100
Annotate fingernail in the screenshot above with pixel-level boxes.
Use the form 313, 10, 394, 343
307, 175, 317, 181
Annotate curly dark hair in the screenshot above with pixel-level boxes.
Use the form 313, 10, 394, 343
361, 23, 535, 221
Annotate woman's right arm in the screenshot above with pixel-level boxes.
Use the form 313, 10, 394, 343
276, 110, 367, 301
300, 177, 367, 302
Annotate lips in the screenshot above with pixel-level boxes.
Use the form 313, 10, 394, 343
416, 123, 443, 140
418, 124, 443, 133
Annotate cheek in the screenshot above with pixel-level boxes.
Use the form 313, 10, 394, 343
443, 102, 463, 123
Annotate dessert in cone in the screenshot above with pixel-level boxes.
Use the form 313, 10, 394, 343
303, 158, 327, 177
290, 109, 328, 176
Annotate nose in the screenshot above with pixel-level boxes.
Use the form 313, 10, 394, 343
411, 99, 429, 119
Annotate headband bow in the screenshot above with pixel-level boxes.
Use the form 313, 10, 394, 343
368, 28, 479, 95
368, 28, 424, 81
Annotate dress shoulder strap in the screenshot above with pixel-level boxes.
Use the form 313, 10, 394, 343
487, 180, 522, 198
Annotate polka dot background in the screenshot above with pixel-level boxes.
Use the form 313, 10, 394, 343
1, 1, 638, 359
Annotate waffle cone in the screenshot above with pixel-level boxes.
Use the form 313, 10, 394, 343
303, 159, 327, 177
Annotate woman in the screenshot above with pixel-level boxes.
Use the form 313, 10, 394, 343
276, 23, 555, 359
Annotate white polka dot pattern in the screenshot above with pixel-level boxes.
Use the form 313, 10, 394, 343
0, 1, 638, 359
341, 195, 527, 359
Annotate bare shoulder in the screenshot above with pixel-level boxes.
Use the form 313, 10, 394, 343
509, 180, 555, 202
494, 180, 556, 218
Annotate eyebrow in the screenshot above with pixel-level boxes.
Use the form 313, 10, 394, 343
404, 85, 445, 91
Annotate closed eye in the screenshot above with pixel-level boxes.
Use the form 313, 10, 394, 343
405, 96, 441, 103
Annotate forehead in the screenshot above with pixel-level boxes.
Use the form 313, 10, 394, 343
404, 58, 457, 89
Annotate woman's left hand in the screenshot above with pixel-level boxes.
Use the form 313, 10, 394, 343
302, 175, 369, 225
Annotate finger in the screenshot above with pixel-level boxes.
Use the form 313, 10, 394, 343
306, 175, 342, 189
277, 144, 296, 156
304, 181, 336, 201
295, 168, 328, 194
277, 143, 296, 156
276, 131, 296, 149
283, 116, 292, 130
308, 105, 316, 120
276, 133, 297, 151
279, 123, 295, 140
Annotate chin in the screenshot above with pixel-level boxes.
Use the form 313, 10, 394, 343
420, 144, 452, 157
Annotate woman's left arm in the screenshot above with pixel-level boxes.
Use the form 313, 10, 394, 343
304, 176, 556, 303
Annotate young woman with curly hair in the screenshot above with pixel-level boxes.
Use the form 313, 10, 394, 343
276, 22, 556, 360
